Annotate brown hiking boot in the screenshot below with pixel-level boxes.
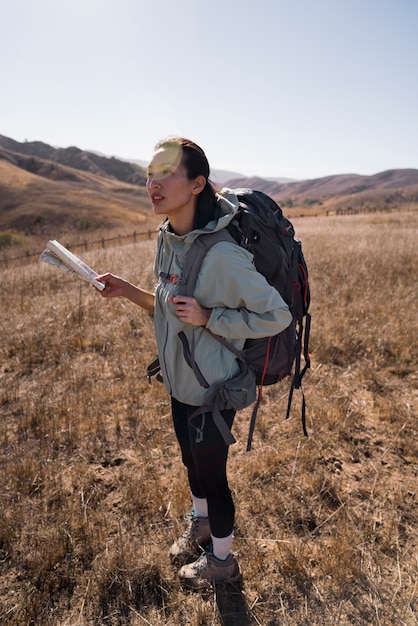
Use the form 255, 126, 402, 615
169, 512, 211, 562
179, 549, 241, 590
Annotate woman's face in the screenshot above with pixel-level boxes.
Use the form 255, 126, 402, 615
146, 145, 202, 220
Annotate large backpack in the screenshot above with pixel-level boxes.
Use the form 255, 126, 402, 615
148, 189, 311, 450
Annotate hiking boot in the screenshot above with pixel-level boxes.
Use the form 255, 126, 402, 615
169, 511, 211, 562
179, 549, 241, 590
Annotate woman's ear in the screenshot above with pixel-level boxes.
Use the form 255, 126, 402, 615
192, 175, 206, 195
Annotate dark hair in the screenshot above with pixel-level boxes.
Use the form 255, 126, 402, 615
154, 137, 220, 228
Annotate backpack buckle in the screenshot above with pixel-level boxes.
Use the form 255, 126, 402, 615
170, 274, 186, 285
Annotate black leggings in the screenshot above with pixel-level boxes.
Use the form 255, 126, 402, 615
171, 397, 236, 538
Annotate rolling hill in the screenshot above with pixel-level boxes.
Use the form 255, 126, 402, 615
0, 134, 147, 185
225, 170, 418, 215
0, 137, 159, 241
1, 134, 417, 246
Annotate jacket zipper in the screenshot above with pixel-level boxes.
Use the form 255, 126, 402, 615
160, 246, 177, 395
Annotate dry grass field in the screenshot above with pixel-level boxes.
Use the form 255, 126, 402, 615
0, 210, 417, 626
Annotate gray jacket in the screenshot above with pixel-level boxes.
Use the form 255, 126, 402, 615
153, 189, 292, 406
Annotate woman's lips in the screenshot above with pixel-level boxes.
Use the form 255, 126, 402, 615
151, 194, 164, 205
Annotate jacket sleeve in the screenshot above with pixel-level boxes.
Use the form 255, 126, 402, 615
195, 241, 292, 339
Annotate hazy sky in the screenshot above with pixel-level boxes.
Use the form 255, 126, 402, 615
1, 0, 417, 180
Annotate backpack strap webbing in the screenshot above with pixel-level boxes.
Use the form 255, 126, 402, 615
178, 331, 210, 388
246, 335, 273, 451
177, 228, 250, 446
188, 401, 237, 446
246, 389, 263, 451
285, 311, 311, 436
178, 228, 237, 298
147, 357, 163, 383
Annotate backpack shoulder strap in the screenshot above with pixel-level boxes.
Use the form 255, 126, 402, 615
177, 226, 246, 367
178, 228, 237, 298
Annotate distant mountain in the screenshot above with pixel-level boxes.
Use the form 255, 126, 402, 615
2, 135, 417, 201
223, 170, 418, 195
212, 169, 295, 185
129, 157, 293, 185
0, 137, 262, 187
0, 135, 147, 186
0, 133, 417, 241
224, 170, 418, 214
0, 136, 157, 238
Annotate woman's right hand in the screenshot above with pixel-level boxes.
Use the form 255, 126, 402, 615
96, 273, 127, 298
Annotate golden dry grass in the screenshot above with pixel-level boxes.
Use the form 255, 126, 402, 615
0, 211, 417, 625
0, 159, 161, 252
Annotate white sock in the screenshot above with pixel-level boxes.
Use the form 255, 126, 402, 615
211, 533, 233, 561
192, 495, 208, 519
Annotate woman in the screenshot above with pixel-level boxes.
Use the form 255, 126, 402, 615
98, 137, 292, 590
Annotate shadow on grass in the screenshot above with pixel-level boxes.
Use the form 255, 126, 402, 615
215, 578, 256, 625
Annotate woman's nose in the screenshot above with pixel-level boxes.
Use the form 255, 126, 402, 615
147, 175, 160, 189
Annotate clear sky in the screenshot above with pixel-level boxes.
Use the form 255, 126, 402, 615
1, 0, 417, 180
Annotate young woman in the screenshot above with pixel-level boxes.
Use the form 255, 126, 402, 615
98, 137, 292, 590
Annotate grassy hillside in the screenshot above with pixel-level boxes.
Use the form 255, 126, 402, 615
0, 210, 416, 625
226, 171, 418, 217
1, 134, 418, 257
0, 135, 147, 185
0, 157, 162, 258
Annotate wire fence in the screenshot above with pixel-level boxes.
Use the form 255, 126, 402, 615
0, 204, 408, 270
0, 229, 158, 269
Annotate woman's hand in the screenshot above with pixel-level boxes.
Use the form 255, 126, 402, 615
96, 273, 127, 298
168, 295, 211, 326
